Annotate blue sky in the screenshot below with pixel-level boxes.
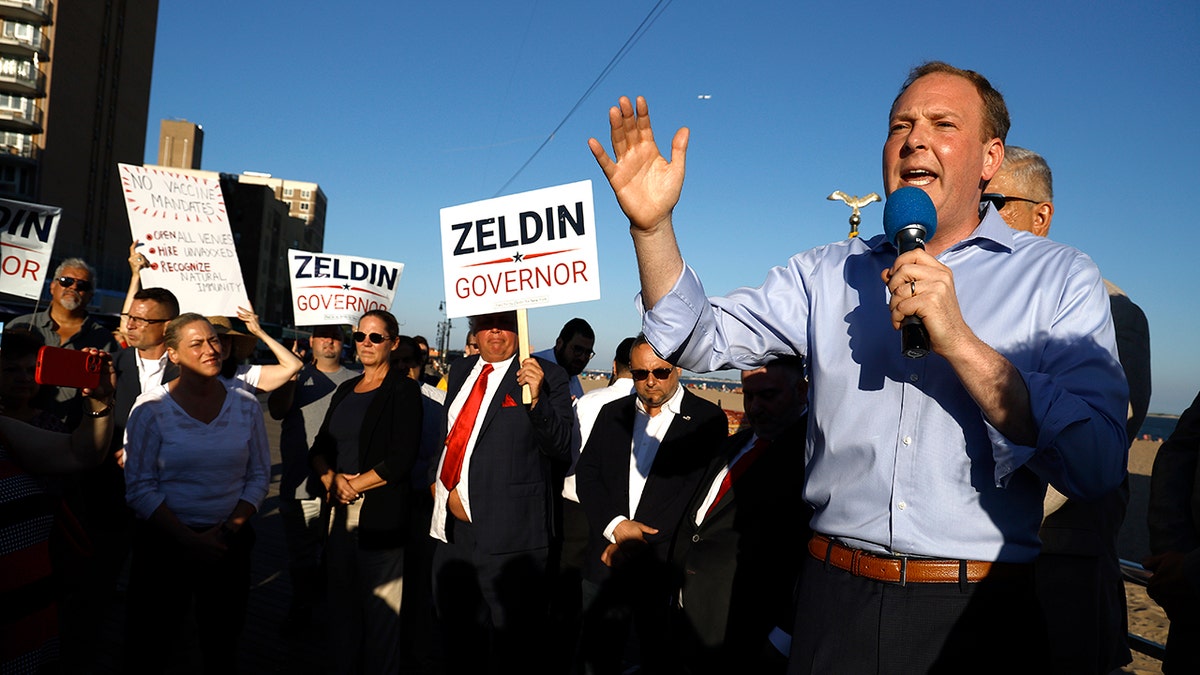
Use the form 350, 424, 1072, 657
145, 0, 1200, 414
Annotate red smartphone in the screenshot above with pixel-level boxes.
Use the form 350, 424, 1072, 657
34, 346, 103, 390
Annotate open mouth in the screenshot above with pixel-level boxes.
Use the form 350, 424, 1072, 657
902, 169, 936, 186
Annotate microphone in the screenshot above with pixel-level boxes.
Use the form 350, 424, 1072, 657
883, 187, 938, 359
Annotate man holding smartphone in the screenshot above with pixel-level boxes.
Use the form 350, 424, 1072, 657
9, 258, 118, 427
59, 288, 178, 667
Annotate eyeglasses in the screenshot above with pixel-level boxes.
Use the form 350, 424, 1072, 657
569, 345, 596, 359
56, 276, 93, 292
125, 314, 169, 328
982, 193, 1041, 210
631, 367, 674, 381
353, 331, 391, 344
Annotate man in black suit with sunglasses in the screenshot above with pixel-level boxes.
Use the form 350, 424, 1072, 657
575, 334, 726, 673
10, 257, 118, 427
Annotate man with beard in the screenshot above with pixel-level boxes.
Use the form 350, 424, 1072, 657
534, 317, 596, 403
575, 335, 726, 673
10, 258, 118, 427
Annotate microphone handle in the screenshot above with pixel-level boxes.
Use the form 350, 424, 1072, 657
897, 231, 930, 359
901, 316, 930, 359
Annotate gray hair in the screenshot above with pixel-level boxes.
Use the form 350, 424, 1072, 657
999, 146, 1053, 202
53, 257, 96, 281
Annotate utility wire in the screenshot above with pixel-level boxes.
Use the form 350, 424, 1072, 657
493, 0, 675, 197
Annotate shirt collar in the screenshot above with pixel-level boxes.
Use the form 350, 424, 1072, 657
866, 201, 1016, 256
477, 354, 515, 372
139, 350, 169, 364
634, 381, 686, 417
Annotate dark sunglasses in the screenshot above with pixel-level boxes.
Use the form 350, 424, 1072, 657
353, 331, 391, 344
56, 276, 93, 292
631, 367, 674, 381
981, 193, 1041, 210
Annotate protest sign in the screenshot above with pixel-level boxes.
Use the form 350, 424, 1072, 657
439, 180, 599, 318
287, 250, 404, 326
0, 197, 61, 300
118, 164, 250, 316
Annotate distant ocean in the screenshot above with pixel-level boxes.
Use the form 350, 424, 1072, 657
1139, 414, 1179, 442
584, 371, 1184, 441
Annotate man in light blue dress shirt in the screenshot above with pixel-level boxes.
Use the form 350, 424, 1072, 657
589, 61, 1128, 673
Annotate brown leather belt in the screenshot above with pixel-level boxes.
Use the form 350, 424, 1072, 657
809, 534, 998, 584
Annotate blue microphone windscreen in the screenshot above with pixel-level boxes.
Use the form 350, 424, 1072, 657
883, 187, 937, 242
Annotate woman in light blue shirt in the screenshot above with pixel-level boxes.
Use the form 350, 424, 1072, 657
124, 313, 270, 673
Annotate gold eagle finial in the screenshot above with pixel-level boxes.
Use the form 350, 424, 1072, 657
827, 191, 881, 238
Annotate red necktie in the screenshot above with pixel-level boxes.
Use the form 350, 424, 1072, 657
440, 363, 494, 491
705, 437, 769, 517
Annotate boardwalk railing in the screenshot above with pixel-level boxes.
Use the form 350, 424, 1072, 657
1120, 558, 1168, 662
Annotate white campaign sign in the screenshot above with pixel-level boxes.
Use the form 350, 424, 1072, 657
439, 180, 599, 318
118, 164, 250, 316
286, 250, 404, 327
0, 197, 61, 301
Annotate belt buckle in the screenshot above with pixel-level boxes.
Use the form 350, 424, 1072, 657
899, 556, 907, 587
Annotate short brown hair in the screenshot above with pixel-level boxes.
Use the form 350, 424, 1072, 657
894, 61, 1010, 143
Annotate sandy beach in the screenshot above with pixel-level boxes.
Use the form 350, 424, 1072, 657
583, 377, 1170, 672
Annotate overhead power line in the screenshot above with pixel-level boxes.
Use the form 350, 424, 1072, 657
493, 0, 675, 197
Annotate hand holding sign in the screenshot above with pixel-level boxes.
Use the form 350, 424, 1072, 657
516, 356, 544, 408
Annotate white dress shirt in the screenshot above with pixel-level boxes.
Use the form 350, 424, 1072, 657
603, 384, 686, 543
430, 355, 515, 543
136, 351, 170, 393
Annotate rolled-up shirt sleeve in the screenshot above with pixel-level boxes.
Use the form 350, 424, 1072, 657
640, 261, 808, 372
1014, 256, 1129, 500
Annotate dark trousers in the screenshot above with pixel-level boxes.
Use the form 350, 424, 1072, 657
124, 521, 254, 674
432, 518, 550, 675
579, 554, 680, 675
548, 498, 589, 673
788, 554, 1050, 674
1163, 605, 1200, 675
401, 489, 438, 673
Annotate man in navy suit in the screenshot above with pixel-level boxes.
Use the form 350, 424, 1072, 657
672, 355, 811, 674
429, 310, 574, 673
576, 334, 727, 673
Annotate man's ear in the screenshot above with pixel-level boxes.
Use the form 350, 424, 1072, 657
981, 139, 1004, 181
1032, 201, 1054, 237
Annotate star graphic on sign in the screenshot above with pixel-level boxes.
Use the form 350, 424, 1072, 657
512, 251, 524, 262
343, 283, 351, 290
